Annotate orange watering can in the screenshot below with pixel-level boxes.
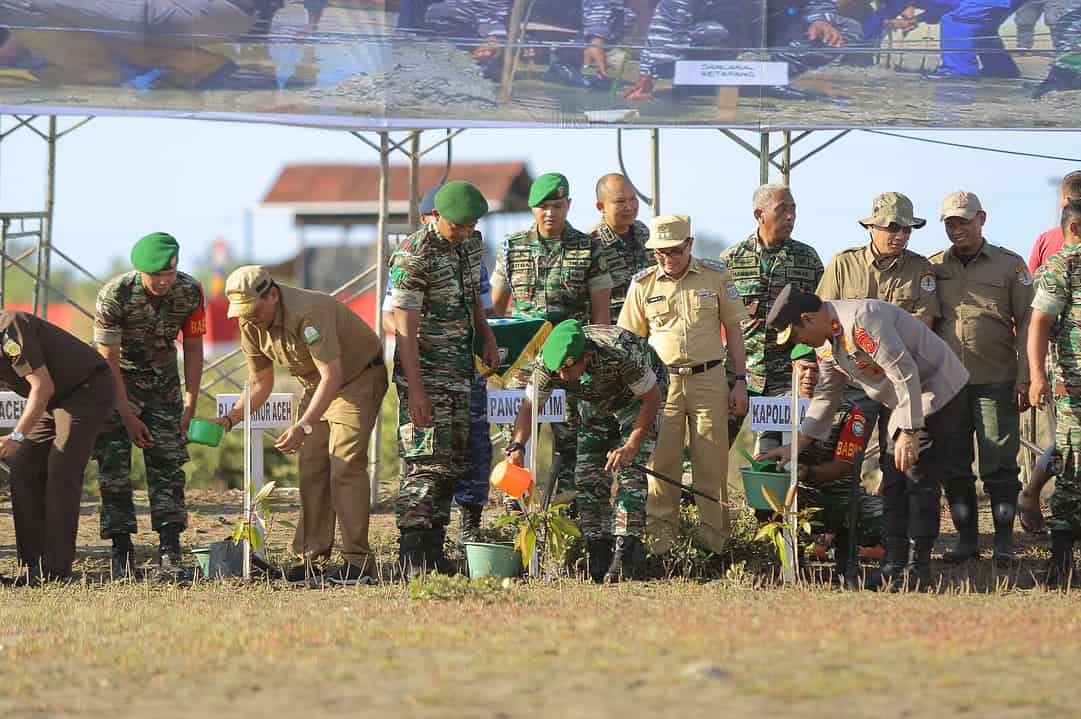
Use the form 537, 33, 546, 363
490, 460, 534, 498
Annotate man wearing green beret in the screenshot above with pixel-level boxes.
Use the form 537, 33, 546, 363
94, 231, 206, 578
786, 343, 882, 583
492, 173, 614, 510
507, 319, 666, 583
389, 181, 500, 578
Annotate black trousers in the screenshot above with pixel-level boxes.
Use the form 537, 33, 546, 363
880, 389, 969, 542
10, 369, 114, 577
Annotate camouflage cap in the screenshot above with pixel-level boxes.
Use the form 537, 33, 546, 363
790, 343, 817, 361
939, 190, 983, 221
858, 192, 926, 229
434, 181, 488, 224
541, 319, 586, 371
645, 214, 692, 249
131, 232, 179, 273
528, 173, 570, 207
225, 265, 273, 319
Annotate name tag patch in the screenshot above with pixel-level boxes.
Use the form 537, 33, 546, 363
647, 295, 665, 304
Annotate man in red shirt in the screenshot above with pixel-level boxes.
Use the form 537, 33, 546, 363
1028, 171, 1081, 274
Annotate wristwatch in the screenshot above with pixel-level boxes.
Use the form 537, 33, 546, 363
505, 441, 525, 456
900, 428, 920, 436
733, 374, 747, 384
298, 420, 313, 435
10, 431, 23, 443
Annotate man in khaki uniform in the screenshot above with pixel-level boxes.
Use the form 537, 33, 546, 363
618, 214, 749, 555
929, 191, 1033, 565
817, 192, 941, 327
817, 192, 942, 486
218, 266, 389, 585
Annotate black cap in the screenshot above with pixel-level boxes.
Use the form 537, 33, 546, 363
765, 283, 821, 345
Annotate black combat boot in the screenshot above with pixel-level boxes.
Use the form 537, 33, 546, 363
456, 503, 484, 545
832, 527, 855, 589
399, 530, 429, 581
1045, 530, 1076, 589
989, 489, 1018, 565
428, 527, 457, 576
904, 538, 935, 592
942, 484, 979, 563
603, 535, 645, 584
586, 538, 613, 584
872, 535, 911, 591
157, 525, 188, 580
111, 534, 135, 579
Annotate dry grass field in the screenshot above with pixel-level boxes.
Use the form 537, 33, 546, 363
2, 486, 1080, 719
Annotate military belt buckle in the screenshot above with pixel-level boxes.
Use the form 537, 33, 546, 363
675, 366, 693, 376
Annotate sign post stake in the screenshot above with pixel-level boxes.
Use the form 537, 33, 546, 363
242, 384, 252, 581
782, 374, 800, 584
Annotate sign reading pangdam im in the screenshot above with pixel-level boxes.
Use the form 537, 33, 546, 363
0, 2, 1073, 130
216, 394, 295, 430
0, 392, 26, 429
749, 397, 811, 432
487, 389, 566, 424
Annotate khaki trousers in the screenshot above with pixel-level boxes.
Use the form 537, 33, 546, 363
647, 363, 730, 553
294, 366, 388, 571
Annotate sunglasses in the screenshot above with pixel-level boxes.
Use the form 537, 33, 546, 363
653, 243, 689, 258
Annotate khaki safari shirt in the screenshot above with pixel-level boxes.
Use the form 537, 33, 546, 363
617, 257, 748, 367
817, 244, 941, 323
0, 311, 106, 408
801, 300, 969, 441
240, 284, 383, 427
929, 240, 1033, 385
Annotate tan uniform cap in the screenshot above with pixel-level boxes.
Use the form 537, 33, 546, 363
859, 192, 927, 229
646, 214, 691, 249
939, 190, 983, 221
225, 265, 272, 318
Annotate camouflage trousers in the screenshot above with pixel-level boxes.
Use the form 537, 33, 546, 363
1050, 396, 1081, 533
395, 379, 470, 531
575, 399, 660, 540
455, 373, 492, 507
94, 385, 188, 538
800, 484, 884, 548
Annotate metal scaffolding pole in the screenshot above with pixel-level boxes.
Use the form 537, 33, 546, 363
372, 131, 390, 506
408, 131, 421, 228
759, 132, 770, 185
781, 130, 792, 186
651, 129, 661, 217
37, 117, 57, 319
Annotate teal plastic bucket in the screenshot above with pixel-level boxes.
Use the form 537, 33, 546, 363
188, 418, 224, 447
740, 468, 792, 510
464, 542, 521, 579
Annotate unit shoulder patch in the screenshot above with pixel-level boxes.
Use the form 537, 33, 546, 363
302, 322, 322, 345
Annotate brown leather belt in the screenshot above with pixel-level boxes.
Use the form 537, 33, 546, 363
667, 359, 722, 377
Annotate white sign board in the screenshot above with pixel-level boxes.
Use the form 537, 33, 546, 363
749, 396, 810, 432
0, 392, 26, 429
487, 389, 567, 424
215, 393, 295, 429
674, 60, 789, 87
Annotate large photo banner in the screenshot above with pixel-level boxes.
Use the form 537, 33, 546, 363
0, 0, 1077, 129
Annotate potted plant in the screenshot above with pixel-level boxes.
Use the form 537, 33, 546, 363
487, 493, 581, 578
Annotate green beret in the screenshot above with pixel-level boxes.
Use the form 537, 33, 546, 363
790, 343, 817, 361
435, 181, 488, 224
541, 319, 586, 371
131, 232, 179, 273
528, 172, 570, 207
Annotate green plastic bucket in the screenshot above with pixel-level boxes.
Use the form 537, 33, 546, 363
188, 418, 224, 447
740, 468, 792, 510
464, 542, 521, 579
191, 547, 211, 577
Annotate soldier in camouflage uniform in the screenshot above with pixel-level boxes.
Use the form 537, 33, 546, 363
399, 0, 635, 87
1033, 0, 1081, 97
719, 184, 824, 452
1028, 199, 1081, 586
507, 320, 666, 582
624, 0, 862, 101
94, 232, 205, 577
389, 181, 500, 578
789, 343, 883, 580
491, 173, 614, 504
589, 173, 653, 320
